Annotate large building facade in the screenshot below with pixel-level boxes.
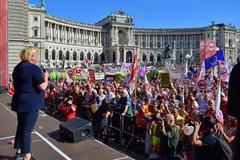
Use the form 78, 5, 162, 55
7, 0, 240, 74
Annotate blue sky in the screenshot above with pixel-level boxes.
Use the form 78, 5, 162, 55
29, 0, 240, 29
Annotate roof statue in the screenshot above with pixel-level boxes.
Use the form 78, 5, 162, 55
118, 8, 125, 16
163, 44, 172, 59
211, 21, 216, 26
41, 0, 46, 8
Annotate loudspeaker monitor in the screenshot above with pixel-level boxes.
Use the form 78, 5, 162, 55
59, 117, 93, 143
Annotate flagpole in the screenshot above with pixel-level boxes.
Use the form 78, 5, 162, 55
190, 40, 193, 67
134, 48, 139, 113
182, 44, 184, 65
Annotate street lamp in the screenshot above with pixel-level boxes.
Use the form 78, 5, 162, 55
185, 53, 191, 74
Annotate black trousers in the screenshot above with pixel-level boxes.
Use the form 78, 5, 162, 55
14, 111, 39, 154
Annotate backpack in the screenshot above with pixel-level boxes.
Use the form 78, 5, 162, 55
213, 134, 233, 160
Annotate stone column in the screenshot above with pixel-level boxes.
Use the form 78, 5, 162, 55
91, 31, 93, 46
115, 27, 118, 44
123, 47, 126, 63
64, 26, 67, 43
99, 32, 102, 46
98, 32, 100, 46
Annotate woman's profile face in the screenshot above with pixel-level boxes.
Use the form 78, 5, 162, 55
30, 52, 39, 64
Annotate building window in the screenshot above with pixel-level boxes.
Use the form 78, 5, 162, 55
66, 51, 70, 60
87, 52, 91, 61
112, 52, 116, 63
80, 52, 84, 61
142, 54, 146, 62
59, 50, 63, 60
94, 53, 98, 62
150, 54, 154, 62
142, 42, 146, 48
150, 42, 153, 48
34, 42, 38, 48
45, 49, 48, 60
34, 16, 38, 22
73, 51, 77, 60
101, 53, 105, 62
32, 27, 39, 37
157, 54, 161, 62
52, 50, 56, 60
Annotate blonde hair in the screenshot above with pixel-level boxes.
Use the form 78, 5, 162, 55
20, 46, 39, 61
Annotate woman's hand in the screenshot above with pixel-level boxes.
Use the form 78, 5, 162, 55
44, 70, 49, 81
194, 121, 201, 132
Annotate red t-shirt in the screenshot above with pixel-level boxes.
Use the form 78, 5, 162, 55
65, 104, 77, 121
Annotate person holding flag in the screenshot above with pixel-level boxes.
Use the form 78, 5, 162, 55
129, 50, 138, 95
204, 49, 225, 71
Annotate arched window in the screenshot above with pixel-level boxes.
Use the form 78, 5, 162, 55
73, 51, 77, 60
179, 52, 183, 64
142, 53, 146, 62
126, 51, 133, 63
150, 54, 154, 62
59, 50, 63, 60
94, 53, 98, 62
45, 49, 48, 60
32, 27, 39, 37
66, 51, 70, 60
157, 54, 161, 62
101, 53, 105, 62
80, 52, 84, 61
52, 50, 56, 60
87, 52, 91, 61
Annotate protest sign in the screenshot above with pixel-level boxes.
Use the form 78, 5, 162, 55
159, 73, 171, 88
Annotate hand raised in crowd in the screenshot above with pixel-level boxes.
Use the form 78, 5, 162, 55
194, 121, 201, 132
217, 123, 224, 135
219, 125, 224, 135
159, 118, 165, 127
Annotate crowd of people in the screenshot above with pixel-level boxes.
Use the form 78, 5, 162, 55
9, 45, 240, 160
41, 66, 237, 160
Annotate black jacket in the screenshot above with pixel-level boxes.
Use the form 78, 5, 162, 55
228, 63, 240, 118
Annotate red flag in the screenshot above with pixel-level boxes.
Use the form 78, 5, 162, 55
130, 54, 138, 81
129, 51, 138, 94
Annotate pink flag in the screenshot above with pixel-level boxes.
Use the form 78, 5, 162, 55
215, 82, 223, 123
200, 40, 216, 61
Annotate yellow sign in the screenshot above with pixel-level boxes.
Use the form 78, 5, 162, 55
160, 73, 171, 88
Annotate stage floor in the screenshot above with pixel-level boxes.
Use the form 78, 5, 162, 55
0, 93, 134, 160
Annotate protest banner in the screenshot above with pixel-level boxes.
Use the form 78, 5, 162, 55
159, 73, 171, 88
